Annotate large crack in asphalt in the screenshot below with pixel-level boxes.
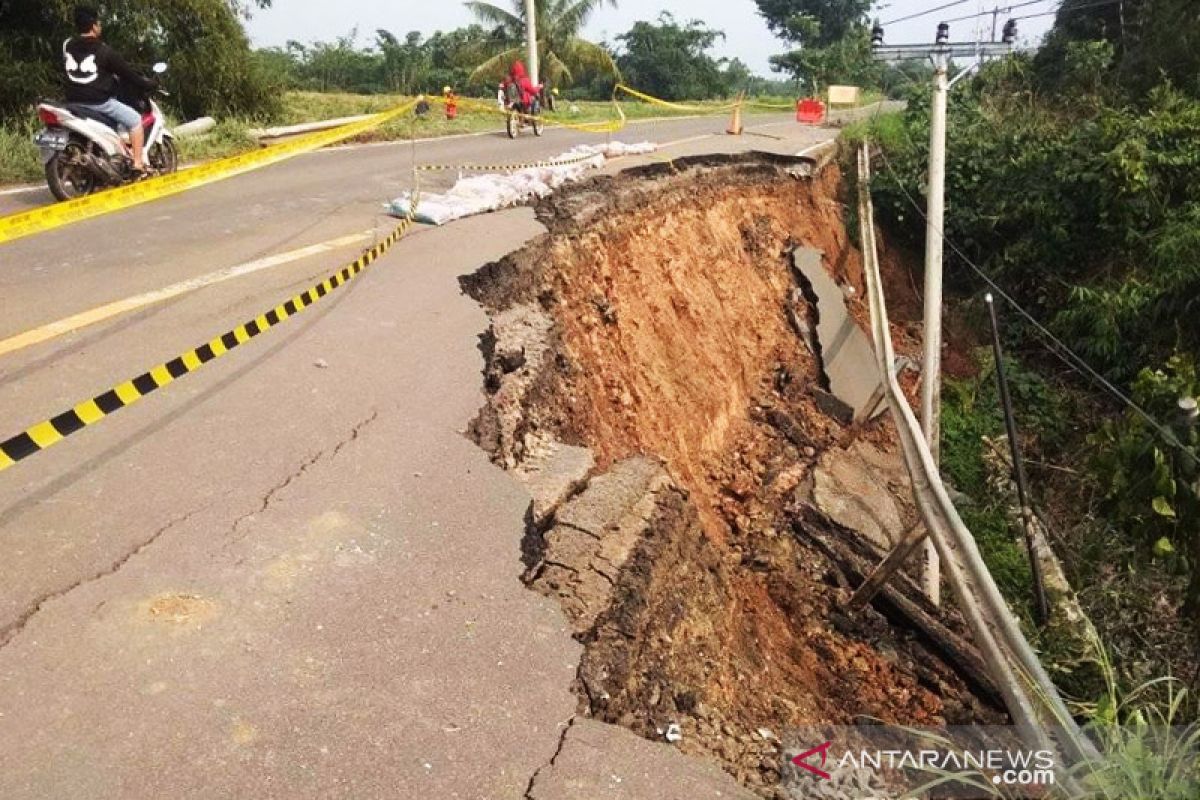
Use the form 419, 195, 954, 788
523, 716, 577, 800
461, 154, 1005, 796
228, 409, 380, 541
0, 502, 214, 649
0, 409, 385, 650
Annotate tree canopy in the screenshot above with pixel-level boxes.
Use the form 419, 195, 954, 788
615, 13, 738, 101
0, 0, 279, 120
465, 0, 620, 86
754, 0, 872, 48
753, 0, 876, 89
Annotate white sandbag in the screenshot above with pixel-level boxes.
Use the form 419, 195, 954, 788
387, 142, 659, 226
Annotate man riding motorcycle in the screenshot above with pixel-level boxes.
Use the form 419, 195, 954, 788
500, 61, 539, 113
63, 6, 158, 174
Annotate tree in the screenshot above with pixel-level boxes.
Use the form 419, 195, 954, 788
377, 30, 431, 94
0, 0, 280, 121
753, 0, 876, 90
768, 28, 880, 91
1036, 0, 1200, 98
615, 13, 731, 101
754, 0, 872, 48
465, 0, 620, 87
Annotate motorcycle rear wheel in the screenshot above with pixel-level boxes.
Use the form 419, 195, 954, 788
45, 141, 98, 202
148, 138, 179, 174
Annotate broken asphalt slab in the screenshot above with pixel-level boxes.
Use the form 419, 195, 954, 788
528, 719, 756, 800
790, 247, 884, 420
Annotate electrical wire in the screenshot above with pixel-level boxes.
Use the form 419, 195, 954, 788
939, 0, 1055, 25
871, 138, 1199, 466
1013, 0, 1125, 22
882, 0, 974, 26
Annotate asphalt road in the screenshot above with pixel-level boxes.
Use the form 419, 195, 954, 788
0, 110, 836, 798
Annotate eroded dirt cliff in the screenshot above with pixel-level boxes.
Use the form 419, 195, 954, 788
462, 154, 1004, 796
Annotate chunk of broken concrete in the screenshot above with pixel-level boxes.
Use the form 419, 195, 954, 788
514, 440, 596, 527
531, 457, 672, 635
790, 247, 885, 422
807, 442, 907, 551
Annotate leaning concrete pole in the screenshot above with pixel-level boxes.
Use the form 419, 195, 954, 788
525, 0, 540, 85
922, 43, 949, 468
920, 34, 951, 606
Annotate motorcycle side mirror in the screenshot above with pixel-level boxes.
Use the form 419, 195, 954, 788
152, 62, 168, 74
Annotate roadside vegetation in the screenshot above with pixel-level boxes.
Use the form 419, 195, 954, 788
0, 2, 808, 186
857, 2, 1200, 717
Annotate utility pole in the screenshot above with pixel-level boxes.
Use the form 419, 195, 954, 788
871, 21, 1014, 606
525, 0, 540, 86
924, 25, 950, 468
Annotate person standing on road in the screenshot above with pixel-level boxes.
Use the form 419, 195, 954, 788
62, 6, 158, 173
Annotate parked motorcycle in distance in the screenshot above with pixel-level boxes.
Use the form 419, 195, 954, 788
33, 62, 178, 201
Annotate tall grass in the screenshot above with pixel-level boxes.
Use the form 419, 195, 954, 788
903, 639, 1199, 799
841, 110, 908, 153
0, 117, 42, 184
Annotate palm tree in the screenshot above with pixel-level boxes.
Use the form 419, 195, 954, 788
465, 0, 621, 86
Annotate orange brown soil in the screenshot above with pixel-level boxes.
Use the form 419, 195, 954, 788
463, 155, 1004, 794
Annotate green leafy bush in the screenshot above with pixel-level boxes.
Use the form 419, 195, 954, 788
1090, 355, 1199, 613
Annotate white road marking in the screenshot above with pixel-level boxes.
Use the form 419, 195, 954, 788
0, 184, 44, 197
0, 230, 373, 357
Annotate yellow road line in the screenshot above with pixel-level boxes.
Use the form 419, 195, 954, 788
0, 230, 372, 358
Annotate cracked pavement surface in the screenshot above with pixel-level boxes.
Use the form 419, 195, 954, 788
0, 115, 840, 797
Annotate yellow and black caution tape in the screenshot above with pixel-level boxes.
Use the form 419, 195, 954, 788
745, 99, 798, 111
612, 84, 742, 114
416, 150, 602, 174
0, 214, 416, 474
448, 96, 627, 134
0, 99, 421, 247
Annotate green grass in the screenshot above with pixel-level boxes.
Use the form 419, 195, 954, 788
840, 109, 908, 152
0, 117, 42, 184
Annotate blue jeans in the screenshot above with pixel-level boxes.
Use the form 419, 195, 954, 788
78, 97, 143, 132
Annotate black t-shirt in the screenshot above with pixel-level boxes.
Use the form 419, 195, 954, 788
62, 37, 156, 105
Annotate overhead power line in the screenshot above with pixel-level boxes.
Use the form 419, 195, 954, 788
1014, 0, 1126, 22
872, 145, 1200, 468
882, 0, 974, 26
939, 0, 1055, 26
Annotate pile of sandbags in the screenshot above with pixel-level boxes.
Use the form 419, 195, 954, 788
388, 142, 657, 226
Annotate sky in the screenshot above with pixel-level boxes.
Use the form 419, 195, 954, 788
244, 1, 1059, 78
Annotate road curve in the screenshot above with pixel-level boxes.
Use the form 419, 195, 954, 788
0, 111, 835, 799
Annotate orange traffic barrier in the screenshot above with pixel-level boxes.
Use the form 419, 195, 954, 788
726, 91, 745, 135
796, 98, 826, 125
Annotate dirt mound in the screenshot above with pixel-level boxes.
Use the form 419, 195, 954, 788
462, 155, 1004, 795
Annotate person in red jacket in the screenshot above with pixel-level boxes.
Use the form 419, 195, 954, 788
500, 60, 539, 110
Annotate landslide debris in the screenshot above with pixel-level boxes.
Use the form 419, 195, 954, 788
462, 154, 1005, 796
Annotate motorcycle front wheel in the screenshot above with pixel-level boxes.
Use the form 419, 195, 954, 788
532, 99, 547, 136
506, 110, 519, 139
148, 138, 179, 174
45, 141, 98, 202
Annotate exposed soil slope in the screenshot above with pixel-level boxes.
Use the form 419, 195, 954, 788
463, 154, 1003, 795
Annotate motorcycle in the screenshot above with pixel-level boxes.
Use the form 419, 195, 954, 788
33, 62, 178, 202
501, 82, 545, 139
